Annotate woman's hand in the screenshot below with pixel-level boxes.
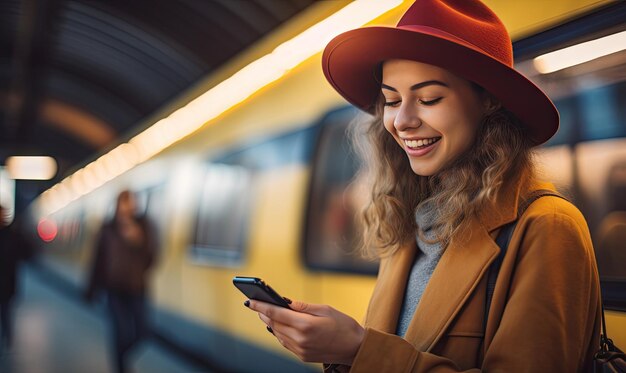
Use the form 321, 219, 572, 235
247, 300, 365, 365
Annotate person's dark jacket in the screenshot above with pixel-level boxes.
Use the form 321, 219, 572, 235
85, 216, 156, 300
0, 224, 32, 302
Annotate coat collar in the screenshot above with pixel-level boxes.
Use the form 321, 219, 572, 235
402, 216, 499, 351
477, 175, 523, 232
364, 176, 547, 351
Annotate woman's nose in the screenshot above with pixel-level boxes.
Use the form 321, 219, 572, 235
394, 103, 422, 131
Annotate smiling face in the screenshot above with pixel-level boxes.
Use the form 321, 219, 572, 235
381, 59, 489, 176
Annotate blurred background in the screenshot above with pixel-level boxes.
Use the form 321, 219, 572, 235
0, 0, 625, 372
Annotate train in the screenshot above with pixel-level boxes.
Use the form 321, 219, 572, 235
25, 1, 626, 372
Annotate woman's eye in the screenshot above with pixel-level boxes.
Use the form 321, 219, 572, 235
419, 97, 443, 106
384, 97, 442, 107
384, 100, 401, 107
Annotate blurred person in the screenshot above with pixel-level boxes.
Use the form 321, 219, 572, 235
245, 0, 602, 372
0, 204, 31, 351
0, 204, 17, 350
85, 190, 156, 373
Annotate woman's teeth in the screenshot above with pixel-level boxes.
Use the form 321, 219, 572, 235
405, 137, 441, 149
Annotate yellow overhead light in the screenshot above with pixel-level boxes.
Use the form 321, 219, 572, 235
37, 0, 403, 216
90, 158, 109, 184
6, 156, 57, 180
270, 0, 403, 71
82, 164, 102, 191
533, 30, 626, 74
69, 169, 89, 197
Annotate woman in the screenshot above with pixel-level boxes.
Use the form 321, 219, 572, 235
85, 190, 156, 373
246, 1, 601, 371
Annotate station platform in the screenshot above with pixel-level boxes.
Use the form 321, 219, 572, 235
0, 266, 210, 373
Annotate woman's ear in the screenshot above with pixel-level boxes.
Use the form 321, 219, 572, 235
483, 95, 502, 115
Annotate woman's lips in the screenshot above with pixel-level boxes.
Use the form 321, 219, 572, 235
404, 137, 441, 157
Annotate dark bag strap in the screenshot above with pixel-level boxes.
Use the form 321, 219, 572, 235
482, 190, 626, 372
594, 304, 626, 372
482, 189, 566, 342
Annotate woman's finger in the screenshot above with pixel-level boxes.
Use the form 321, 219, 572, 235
256, 316, 302, 355
259, 313, 302, 341
248, 300, 311, 327
258, 311, 273, 327
271, 326, 307, 359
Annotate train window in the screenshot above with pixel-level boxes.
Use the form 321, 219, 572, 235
545, 96, 577, 146
579, 83, 626, 141
304, 108, 378, 275
217, 126, 318, 170
189, 128, 318, 267
189, 164, 254, 266
514, 3, 626, 309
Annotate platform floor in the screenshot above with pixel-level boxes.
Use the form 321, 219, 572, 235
0, 267, 209, 373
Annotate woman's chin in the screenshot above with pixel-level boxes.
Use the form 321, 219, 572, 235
409, 160, 440, 177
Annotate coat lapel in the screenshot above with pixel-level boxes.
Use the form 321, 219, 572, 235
403, 217, 499, 351
363, 177, 535, 350
364, 240, 416, 333
363, 217, 502, 346
404, 177, 525, 351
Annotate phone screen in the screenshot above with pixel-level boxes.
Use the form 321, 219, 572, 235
233, 276, 291, 308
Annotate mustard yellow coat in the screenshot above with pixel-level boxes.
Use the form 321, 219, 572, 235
336, 181, 601, 372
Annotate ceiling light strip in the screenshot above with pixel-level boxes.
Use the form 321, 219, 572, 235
533, 30, 626, 74
38, 0, 403, 216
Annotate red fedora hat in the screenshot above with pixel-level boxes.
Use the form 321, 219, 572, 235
322, 0, 559, 145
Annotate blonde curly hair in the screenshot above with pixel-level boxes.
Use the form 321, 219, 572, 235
351, 93, 536, 258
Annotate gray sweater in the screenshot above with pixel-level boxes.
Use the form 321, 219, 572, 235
396, 202, 444, 337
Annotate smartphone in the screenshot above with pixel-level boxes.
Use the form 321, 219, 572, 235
233, 276, 291, 308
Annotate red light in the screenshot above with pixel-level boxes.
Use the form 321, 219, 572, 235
37, 218, 58, 242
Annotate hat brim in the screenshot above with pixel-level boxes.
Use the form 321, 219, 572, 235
322, 26, 559, 145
